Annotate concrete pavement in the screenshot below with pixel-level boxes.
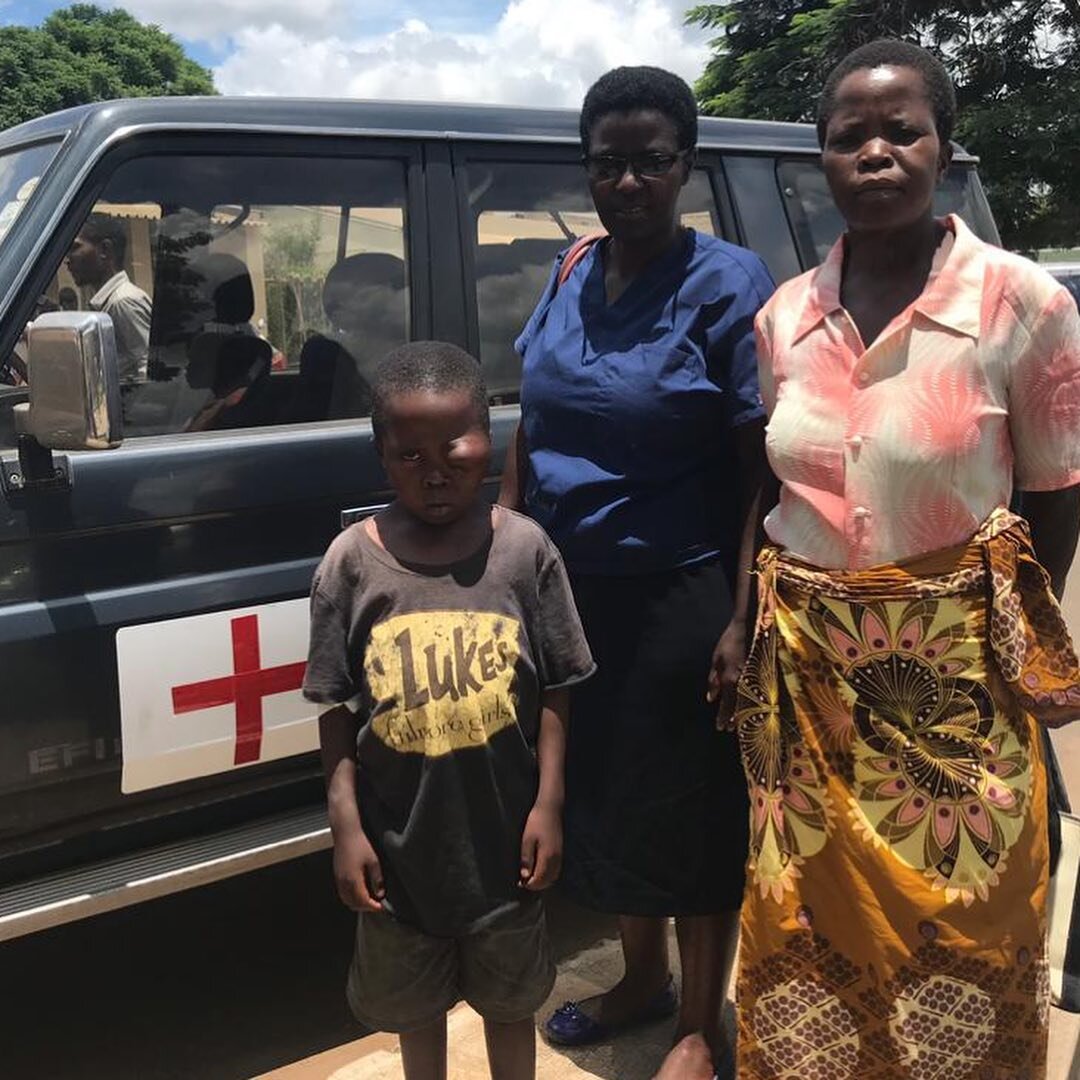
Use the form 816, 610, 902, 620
257, 901, 1078, 1080
1045, 560, 1080, 1080
256, 556, 1080, 1080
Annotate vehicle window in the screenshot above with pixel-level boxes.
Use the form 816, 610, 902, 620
25, 153, 409, 436
779, 159, 999, 268
0, 140, 59, 248
467, 160, 718, 403
1048, 267, 1080, 311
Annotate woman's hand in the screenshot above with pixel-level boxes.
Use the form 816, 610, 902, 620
497, 421, 526, 510
519, 802, 563, 891
332, 824, 386, 912
707, 618, 748, 731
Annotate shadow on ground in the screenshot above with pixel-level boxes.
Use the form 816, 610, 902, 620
0, 855, 631, 1080
0, 852, 360, 1079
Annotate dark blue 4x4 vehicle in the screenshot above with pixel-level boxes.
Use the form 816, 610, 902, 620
0, 97, 999, 939
1048, 264, 1080, 311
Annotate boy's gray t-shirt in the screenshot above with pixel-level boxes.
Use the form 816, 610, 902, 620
303, 508, 594, 937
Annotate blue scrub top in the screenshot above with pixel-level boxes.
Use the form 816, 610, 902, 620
516, 228, 774, 576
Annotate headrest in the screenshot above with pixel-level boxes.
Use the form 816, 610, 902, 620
475, 237, 566, 278
322, 252, 406, 320
189, 252, 256, 325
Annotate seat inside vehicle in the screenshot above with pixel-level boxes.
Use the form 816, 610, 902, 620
183, 251, 276, 431
293, 251, 407, 422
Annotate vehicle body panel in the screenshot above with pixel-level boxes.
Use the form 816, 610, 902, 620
0, 97, 997, 928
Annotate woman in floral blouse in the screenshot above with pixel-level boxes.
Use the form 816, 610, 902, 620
720, 38, 1080, 1080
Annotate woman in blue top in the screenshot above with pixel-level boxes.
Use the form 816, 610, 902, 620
500, 67, 774, 1067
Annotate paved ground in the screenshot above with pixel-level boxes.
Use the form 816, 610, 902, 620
1053, 566, 1080, 804
258, 897, 712, 1080
1, 552, 1078, 1079
251, 554, 1080, 1080
1, 856, 1073, 1080
1044, 561, 1080, 1079
257, 920, 1079, 1080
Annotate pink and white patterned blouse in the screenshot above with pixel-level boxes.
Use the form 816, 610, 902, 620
756, 214, 1080, 570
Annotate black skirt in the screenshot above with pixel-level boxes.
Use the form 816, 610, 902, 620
560, 557, 749, 915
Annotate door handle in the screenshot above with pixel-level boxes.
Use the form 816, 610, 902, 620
340, 503, 389, 529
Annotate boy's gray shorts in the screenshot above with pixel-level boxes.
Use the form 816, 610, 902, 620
345, 899, 555, 1033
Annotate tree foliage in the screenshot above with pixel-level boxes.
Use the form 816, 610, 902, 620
0, 5, 215, 132
687, 1, 1080, 250
264, 217, 324, 353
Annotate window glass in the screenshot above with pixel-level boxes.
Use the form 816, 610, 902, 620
779, 159, 999, 268
1049, 267, 1080, 311
0, 140, 59, 248
468, 160, 718, 402
18, 153, 409, 436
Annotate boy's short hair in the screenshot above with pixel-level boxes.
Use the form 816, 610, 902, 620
371, 341, 490, 444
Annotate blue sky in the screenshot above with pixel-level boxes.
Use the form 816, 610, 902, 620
1, 0, 710, 105
3, 1, 514, 65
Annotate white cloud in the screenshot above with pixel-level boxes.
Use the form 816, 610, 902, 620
207, 0, 711, 106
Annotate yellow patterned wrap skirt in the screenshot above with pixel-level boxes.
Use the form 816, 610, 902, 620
734, 509, 1079, 1079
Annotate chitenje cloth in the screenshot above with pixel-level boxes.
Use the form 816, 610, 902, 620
734, 508, 1079, 1079
302, 508, 594, 938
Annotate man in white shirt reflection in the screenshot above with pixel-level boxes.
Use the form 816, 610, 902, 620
67, 213, 151, 382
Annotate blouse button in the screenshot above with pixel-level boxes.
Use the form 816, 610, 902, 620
853, 505, 871, 521
848, 435, 863, 451
855, 370, 871, 387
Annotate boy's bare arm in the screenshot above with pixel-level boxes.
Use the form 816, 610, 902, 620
320, 705, 385, 912
520, 686, 569, 891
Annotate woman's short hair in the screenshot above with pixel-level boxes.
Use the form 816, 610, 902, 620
816, 39, 956, 146
580, 66, 698, 153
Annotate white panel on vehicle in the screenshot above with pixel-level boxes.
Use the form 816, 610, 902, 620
117, 598, 316, 793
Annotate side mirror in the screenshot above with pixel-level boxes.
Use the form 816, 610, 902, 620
25, 311, 122, 450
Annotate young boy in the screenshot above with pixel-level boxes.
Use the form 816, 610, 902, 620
303, 341, 594, 1080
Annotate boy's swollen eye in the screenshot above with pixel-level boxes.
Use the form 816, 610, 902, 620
447, 433, 489, 466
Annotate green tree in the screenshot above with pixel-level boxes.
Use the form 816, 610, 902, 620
0, 5, 215, 132
264, 216, 324, 356
687, 1, 1080, 251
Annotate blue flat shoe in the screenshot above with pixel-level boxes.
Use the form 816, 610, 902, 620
543, 977, 678, 1046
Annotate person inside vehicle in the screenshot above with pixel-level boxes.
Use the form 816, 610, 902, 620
502, 65, 774, 1072
66, 213, 151, 383
182, 251, 275, 432
58, 286, 78, 311
658, 38, 1080, 1080
294, 252, 407, 422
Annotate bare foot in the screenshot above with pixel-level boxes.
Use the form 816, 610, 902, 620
653, 1034, 713, 1080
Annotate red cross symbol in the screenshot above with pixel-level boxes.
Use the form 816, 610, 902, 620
171, 614, 307, 765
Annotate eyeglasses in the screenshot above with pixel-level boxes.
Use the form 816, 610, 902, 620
582, 150, 690, 183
